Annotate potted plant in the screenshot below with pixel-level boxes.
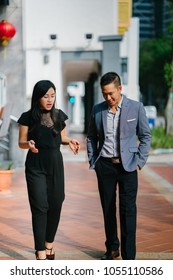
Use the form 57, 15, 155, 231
0, 162, 14, 193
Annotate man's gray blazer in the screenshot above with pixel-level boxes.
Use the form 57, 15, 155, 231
86, 95, 152, 172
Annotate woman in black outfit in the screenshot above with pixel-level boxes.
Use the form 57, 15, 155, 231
18, 80, 80, 260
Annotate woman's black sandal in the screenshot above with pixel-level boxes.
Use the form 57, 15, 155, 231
46, 247, 55, 260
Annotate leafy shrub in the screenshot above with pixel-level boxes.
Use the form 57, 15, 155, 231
151, 127, 173, 149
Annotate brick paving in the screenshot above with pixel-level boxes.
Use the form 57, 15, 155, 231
0, 135, 173, 260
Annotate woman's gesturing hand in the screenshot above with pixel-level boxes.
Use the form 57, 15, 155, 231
29, 140, 39, 153
69, 139, 80, 154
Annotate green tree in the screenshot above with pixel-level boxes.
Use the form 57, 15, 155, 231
139, 37, 172, 111
164, 12, 173, 135
139, 0, 173, 135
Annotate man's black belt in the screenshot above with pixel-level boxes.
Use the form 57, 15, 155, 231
100, 156, 121, 164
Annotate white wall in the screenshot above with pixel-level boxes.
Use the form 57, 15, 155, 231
25, 49, 63, 106
0, 73, 7, 107
120, 17, 140, 101
23, 0, 119, 109
23, 0, 139, 109
23, 0, 118, 50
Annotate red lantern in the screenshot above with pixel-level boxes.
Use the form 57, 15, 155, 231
0, 20, 16, 46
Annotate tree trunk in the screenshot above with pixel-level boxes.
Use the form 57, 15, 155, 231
165, 54, 173, 136
165, 91, 173, 135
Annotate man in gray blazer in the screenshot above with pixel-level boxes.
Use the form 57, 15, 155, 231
86, 72, 152, 260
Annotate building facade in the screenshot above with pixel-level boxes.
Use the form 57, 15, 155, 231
0, 0, 139, 166
132, 0, 173, 40
0, 0, 25, 165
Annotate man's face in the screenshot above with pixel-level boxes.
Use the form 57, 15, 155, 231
102, 82, 122, 109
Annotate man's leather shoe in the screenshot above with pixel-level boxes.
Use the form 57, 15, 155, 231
101, 249, 120, 260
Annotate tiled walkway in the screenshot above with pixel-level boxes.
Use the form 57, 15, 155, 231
0, 137, 173, 260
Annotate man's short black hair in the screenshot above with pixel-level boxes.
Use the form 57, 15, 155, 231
100, 72, 121, 87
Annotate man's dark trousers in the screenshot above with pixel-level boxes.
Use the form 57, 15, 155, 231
95, 157, 138, 260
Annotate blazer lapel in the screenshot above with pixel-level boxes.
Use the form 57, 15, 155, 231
120, 95, 129, 128
101, 102, 108, 136
102, 110, 107, 135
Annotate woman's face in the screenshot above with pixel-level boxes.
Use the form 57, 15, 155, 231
39, 87, 56, 110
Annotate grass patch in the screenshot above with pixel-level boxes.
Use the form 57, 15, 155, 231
151, 127, 173, 149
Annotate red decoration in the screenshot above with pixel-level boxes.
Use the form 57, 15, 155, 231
0, 20, 16, 46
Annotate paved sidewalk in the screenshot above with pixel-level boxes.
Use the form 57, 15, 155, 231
0, 137, 173, 260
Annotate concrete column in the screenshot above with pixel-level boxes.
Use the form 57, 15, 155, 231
99, 35, 122, 75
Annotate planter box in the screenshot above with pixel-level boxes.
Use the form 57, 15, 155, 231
0, 169, 14, 192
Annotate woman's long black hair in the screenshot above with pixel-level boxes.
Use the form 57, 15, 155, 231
30, 80, 56, 123
29, 80, 66, 133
